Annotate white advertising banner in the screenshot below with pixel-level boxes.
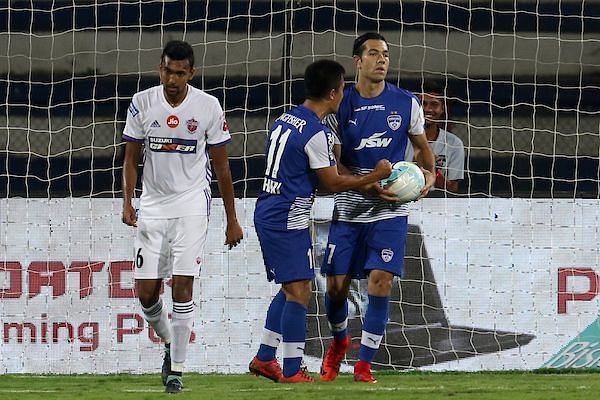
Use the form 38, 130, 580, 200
1, 198, 599, 373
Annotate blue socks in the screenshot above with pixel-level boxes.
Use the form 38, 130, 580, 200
325, 293, 348, 340
281, 300, 307, 377
359, 294, 389, 363
257, 290, 286, 361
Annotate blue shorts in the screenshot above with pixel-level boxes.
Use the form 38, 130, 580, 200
321, 217, 408, 279
255, 223, 315, 284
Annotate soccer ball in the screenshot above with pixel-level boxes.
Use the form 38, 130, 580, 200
381, 161, 425, 203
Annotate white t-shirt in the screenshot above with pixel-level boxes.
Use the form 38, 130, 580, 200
123, 84, 231, 219
405, 128, 465, 181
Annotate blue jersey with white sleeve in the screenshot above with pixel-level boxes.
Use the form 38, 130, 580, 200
255, 105, 336, 231
328, 82, 425, 223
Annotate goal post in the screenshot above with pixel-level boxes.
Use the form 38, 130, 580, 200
1, 0, 599, 374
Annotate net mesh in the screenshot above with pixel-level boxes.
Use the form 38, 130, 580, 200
1, 0, 599, 373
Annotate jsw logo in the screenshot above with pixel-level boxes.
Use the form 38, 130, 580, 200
354, 131, 392, 150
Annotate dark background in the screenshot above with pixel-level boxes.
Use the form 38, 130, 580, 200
1, 0, 598, 198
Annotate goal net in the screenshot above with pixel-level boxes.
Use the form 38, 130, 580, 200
1, 0, 599, 374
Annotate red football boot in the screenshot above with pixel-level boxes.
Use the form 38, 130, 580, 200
353, 360, 377, 383
319, 336, 351, 381
279, 367, 314, 383
249, 356, 283, 382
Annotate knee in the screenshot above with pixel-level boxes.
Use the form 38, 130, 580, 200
368, 273, 393, 296
282, 280, 312, 306
171, 276, 194, 303
138, 292, 160, 309
327, 286, 347, 302
136, 280, 162, 308
326, 276, 350, 301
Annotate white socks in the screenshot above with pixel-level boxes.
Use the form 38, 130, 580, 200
141, 298, 172, 343
171, 300, 195, 372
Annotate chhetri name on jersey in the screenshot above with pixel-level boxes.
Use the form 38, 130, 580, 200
276, 113, 306, 132
148, 136, 197, 153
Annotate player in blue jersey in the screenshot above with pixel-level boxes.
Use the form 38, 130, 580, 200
249, 59, 393, 383
319, 33, 436, 383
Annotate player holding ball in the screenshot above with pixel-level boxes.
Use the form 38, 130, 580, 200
320, 32, 435, 383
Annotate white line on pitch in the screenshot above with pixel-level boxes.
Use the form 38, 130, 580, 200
123, 389, 190, 393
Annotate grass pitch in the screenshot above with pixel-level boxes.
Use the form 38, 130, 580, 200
0, 370, 598, 400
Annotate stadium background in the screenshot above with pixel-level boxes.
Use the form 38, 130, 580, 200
1, 0, 599, 374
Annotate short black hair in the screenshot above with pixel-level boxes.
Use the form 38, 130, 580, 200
304, 60, 345, 100
422, 79, 445, 96
161, 40, 195, 68
420, 79, 450, 118
352, 32, 388, 57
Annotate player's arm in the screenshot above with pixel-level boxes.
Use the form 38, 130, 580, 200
332, 142, 398, 201
409, 133, 436, 197
309, 129, 392, 192
122, 141, 142, 227
316, 159, 392, 193
209, 144, 243, 249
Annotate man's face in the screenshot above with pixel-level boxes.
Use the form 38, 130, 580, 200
354, 39, 389, 83
159, 56, 194, 100
419, 92, 445, 127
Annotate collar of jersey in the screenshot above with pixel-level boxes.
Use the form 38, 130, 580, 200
161, 84, 192, 110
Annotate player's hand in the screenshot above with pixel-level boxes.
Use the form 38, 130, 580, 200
359, 181, 378, 194
372, 159, 392, 179
225, 220, 243, 250
419, 168, 435, 198
372, 184, 400, 202
122, 203, 137, 227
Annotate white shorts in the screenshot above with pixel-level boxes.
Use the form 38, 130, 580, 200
133, 215, 208, 280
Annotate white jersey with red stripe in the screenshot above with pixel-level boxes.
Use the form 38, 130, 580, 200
122, 84, 231, 219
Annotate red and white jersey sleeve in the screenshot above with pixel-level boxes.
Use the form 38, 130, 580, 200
122, 84, 231, 219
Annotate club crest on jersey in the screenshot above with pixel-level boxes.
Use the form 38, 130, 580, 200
186, 118, 198, 134
387, 113, 402, 131
167, 115, 179, 128
381, 248, 394, 263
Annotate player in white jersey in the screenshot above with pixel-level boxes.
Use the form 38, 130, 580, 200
405, 80, 465, 193
319, 33, 436, 383
121, 40, 243, 393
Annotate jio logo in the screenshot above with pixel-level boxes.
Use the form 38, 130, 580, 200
167, 115, 179, 128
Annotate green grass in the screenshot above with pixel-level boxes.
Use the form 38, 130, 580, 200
0, 370, 599, 400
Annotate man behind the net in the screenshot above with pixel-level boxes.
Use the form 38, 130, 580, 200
405, 79, 465, 193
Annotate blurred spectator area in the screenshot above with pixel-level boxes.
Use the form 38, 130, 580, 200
1, 0, 598, 197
